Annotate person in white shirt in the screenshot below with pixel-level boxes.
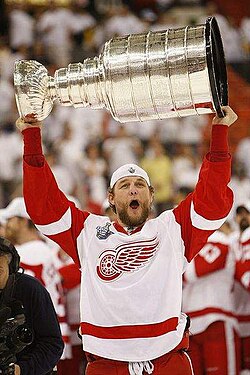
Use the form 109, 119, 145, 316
37, 4, 76, 66
8, 4, 35, 52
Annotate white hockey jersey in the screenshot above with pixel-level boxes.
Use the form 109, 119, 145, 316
182, 230, 238, 335
231, 227, 250, 338
23, 154, 233, 361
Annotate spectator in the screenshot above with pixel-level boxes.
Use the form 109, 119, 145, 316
0, 125, 22, 206
36, 3, 76, 66
8, 4, 35, 53
104, 3, 145, 39
46, 148, 77, 197
81, 143, 107, 206
171, 144, 201, 191
229, 162, 250, 218
103, 124, 142, 176
141, 137, 173, 214
235, 129, 250, 179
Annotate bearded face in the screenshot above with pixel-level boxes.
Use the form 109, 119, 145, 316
117, 200, 151, 227
108, 177, 154, 228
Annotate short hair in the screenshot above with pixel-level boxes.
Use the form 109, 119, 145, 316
0, 237, 20, 274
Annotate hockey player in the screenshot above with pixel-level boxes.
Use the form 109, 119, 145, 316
231, 204, 250, 373
182, 222, 240, 375
16, 106, 237, 374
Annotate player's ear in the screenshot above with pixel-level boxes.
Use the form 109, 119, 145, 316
149, 186, 154, 205
107, 188, 115, 206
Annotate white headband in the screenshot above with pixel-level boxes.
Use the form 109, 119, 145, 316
110, 164, 150, 189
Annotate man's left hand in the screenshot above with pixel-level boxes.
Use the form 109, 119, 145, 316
212, 106, 238, 127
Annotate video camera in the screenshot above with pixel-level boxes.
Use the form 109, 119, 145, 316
0, 301, 33, 374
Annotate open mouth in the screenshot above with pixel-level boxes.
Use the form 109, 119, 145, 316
129, 200, 140, 210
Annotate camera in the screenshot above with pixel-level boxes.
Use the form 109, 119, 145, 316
0, 301, 33, 374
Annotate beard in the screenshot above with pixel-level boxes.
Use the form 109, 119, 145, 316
117, 202, 150, 227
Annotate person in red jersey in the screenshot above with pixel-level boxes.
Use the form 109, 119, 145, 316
231, 204, 250, 373
182, 222, 241, 375
16, 106, 237, 375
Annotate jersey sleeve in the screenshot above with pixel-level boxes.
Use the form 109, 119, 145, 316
59, 263, 81, 290
173, 155, 233, 262
23, 158, 89, 268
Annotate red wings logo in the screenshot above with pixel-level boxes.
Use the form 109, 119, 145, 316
96, 237, 159, 282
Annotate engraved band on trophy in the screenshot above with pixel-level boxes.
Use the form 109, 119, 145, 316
14, 17, 228, 123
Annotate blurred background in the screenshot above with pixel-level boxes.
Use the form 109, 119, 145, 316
0, 0, 250, 221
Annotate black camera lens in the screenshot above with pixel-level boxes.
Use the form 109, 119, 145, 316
14, 326, 33, 345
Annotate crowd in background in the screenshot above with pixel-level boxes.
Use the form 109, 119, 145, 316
0, 0, 250, 215
0, 0, 249, 373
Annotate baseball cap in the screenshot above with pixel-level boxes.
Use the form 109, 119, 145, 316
110, 164, 150, 189
0, 197, 30, 223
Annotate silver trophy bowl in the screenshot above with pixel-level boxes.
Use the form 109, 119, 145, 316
14, 17, 228, 123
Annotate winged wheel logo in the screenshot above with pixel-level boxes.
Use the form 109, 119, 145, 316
96, 237, 159, 282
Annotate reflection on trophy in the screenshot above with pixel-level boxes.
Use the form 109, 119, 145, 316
14, 17, 228, 123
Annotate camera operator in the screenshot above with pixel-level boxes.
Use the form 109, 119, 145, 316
0, 237, 64, 374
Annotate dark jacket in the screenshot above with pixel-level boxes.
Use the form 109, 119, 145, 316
1, 272, 64, 374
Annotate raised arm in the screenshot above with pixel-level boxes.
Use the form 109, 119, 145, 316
16, 118, 89, 267
173, 106, 237, 262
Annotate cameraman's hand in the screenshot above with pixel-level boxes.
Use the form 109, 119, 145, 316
212, 106, 238, 127
14, 365, 20, 375
16, 116, 42, 133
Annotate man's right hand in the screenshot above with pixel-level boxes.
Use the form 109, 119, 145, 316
16, 116, 42, 132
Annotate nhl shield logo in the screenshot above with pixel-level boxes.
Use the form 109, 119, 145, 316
96, 223, 114, 240
128, 167, 136, 174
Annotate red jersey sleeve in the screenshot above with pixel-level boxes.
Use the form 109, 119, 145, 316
22, 128, 90, 267
173, 125, 233, 262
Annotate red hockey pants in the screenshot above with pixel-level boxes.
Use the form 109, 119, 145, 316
85, 331, 193, 375
188, 321, 241, 375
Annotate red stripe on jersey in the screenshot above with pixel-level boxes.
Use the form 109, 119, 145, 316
80, 317, 178, 339
62, 336, 70, 343
58, 316, 68, 323
187, 307, 235, 319
194, 242, 228, 277
20, 263, 45, 285
237, 315, 250, 322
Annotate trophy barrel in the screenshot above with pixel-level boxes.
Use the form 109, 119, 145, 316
101, 17, 227, 122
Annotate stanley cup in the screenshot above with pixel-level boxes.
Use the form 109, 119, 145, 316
14, 17, 228, 123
